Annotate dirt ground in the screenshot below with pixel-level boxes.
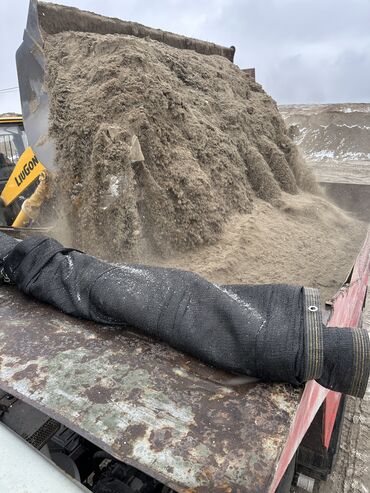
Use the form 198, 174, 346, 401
317, 382, 370, 493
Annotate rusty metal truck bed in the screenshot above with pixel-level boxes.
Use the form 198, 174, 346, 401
0, 285, 302, 492
0, 230, 369, 492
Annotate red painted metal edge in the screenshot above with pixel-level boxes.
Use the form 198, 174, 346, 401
323, 229, 370, 447
323, 391, 341, 448
269, 229, 370, 492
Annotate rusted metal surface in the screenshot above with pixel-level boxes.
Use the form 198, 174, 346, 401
0, 286, 302, 492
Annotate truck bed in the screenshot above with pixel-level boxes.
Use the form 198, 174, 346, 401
0, 284, 302, 492
0, 229, 369, 492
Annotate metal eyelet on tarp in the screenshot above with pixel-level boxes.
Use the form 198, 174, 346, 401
308, 305, 318, 312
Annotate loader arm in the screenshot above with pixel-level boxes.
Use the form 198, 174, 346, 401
1, 147, 45, 208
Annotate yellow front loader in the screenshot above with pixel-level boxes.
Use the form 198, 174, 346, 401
0, 116, 50, 233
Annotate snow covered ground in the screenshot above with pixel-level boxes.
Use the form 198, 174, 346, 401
280, 103, 370, 185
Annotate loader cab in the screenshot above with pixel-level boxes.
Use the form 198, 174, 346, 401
0, 117, 28, 225
0, 116, 27, 193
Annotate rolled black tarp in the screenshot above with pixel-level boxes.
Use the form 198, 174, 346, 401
0, 233, 369, 397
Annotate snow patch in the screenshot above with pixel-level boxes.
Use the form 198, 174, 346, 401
309, 150, 335, 160
109, 175, 120, 197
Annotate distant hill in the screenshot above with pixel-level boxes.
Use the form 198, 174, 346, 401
280, 103, 370, 185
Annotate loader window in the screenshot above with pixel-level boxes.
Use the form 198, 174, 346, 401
0, 124, 26, 166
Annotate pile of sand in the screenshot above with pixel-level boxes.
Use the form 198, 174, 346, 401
43, 25, 367, 301
159, 193, 366, 302
44, 30, 316, 260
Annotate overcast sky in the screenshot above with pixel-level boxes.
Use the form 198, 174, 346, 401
1, 0, 370, 113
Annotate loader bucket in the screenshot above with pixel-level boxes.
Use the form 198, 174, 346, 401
16, 0, 56, 171
16, 0, 236, 171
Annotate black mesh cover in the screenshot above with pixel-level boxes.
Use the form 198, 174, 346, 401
0, 233, 369, 397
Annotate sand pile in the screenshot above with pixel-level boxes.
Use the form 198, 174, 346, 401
42, 21, 367, 302
159, 193, 366, 303
44, 30, 317, 260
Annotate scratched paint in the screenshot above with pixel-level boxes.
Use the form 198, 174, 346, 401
0, 286, 302, 492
